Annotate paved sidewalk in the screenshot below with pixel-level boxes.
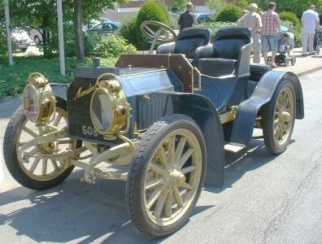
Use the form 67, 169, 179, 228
256, 47, 322, 76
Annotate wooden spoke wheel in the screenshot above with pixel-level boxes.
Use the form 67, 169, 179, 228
3, 97, 77, 190
126, 114, 206, 237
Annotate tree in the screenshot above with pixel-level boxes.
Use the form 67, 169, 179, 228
255, 0, 322, 19
74, 0, 84, 59
206, 0, 225, 14
171, 0, 186, 12
6, 0, 128, 58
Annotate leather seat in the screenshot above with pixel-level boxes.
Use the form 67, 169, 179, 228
195, 27, 252, 77
156, 27, 210, 60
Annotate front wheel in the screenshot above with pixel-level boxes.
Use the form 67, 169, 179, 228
126, 114, 206, 238
3, 97, 76, 190
261, 79, 296, 154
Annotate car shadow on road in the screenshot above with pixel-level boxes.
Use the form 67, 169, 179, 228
0, 170, 158, 243
204, 137, 295, 194
0, 138, 294, 243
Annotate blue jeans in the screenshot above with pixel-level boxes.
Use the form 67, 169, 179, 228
261, 35, 278, 53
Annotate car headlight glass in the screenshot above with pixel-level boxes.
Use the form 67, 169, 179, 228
90, 73, 130, 140
22, 73, 56, 123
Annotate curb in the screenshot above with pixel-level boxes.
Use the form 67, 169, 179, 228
297, 65, 322, 77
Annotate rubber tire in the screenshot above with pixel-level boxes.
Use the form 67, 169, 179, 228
3, 97, 75, 190
261, 79, 296, 154
249, 63, 272, 81
34, 36, 41, 45
291, 57, 296, 65
284, 57, 289, 67
126, 114, 206, 238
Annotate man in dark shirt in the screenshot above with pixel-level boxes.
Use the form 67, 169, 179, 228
178, 2, 195, 31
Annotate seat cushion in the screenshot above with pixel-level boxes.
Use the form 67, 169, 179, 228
174, 37, 209, 59
198, 58, 237, 77
157, 27, 210, 59
213, 39, 248, 59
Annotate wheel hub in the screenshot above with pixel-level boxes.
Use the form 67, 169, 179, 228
168, 169, 186, 187
38, 141, 58, 154
281, 111, 291, 123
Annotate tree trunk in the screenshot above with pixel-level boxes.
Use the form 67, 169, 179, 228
42, 15, 53, 58
74, 0, 85, 59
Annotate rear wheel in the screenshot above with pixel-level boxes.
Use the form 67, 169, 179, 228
3, 97, 76, 190
261, 79, 296, 154
284, 57, 289, 67
126, 114, 206, 238
34, 36, 41, 45
291, 57, 296, 65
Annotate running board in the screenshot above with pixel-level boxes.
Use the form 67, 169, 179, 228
224, 142, 246, 153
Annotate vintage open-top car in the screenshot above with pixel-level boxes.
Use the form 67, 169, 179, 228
3, 22, 304, 238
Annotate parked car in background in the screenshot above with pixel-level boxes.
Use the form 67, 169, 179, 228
11, 28, 32, 52
194, 13, 215, 24
29, 28, 42, 45
86, 21, 120, 34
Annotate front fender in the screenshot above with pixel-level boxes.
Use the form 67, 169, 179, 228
165, 93, 225, 187
231, 71, 304, 145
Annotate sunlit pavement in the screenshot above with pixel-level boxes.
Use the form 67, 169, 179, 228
253, 47, 322, 76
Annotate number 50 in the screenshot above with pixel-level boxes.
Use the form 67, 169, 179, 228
82, 125, 98, 137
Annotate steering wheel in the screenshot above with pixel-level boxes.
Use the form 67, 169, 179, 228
140, 20, 177, 53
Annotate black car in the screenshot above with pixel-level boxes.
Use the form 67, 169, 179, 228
194, 13, 215, 24
86, 21, 120, 34
3, 23, 304, 238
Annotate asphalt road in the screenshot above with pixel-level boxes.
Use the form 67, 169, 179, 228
1, 70, 322, 243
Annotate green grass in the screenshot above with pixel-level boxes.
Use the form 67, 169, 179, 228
0, 55, 117, 100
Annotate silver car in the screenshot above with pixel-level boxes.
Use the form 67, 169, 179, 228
11, 28, 32, 52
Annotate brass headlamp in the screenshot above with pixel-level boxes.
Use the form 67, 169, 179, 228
22, 73, 56, 123
90, 73, 130, 140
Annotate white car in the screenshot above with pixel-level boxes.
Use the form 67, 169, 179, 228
29, 28, 43, 45
11, 28, 32, 52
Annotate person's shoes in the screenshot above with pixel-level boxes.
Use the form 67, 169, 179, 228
302, 54, 307, 57
270, 63, 277, 68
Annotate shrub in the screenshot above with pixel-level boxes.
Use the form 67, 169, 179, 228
200, 21, 236, 40
88, 33, 137, 58
119, 14, 139, 49
281, 20, 302, 48
135, 1, 170, 50
136, 1, 169, 27
214, 4, 242, 22
280, 12, 301, 28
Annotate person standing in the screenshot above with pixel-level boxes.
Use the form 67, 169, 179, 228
301, 5, 319, 56
178, 2, 195, 32
237, 3, 262, 63
261, 2, 281, 68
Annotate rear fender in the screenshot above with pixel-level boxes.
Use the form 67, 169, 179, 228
231, 71, 304, 145
166, 93, 225, 187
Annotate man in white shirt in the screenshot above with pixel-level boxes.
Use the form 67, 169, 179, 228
301, 5, 319, 56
